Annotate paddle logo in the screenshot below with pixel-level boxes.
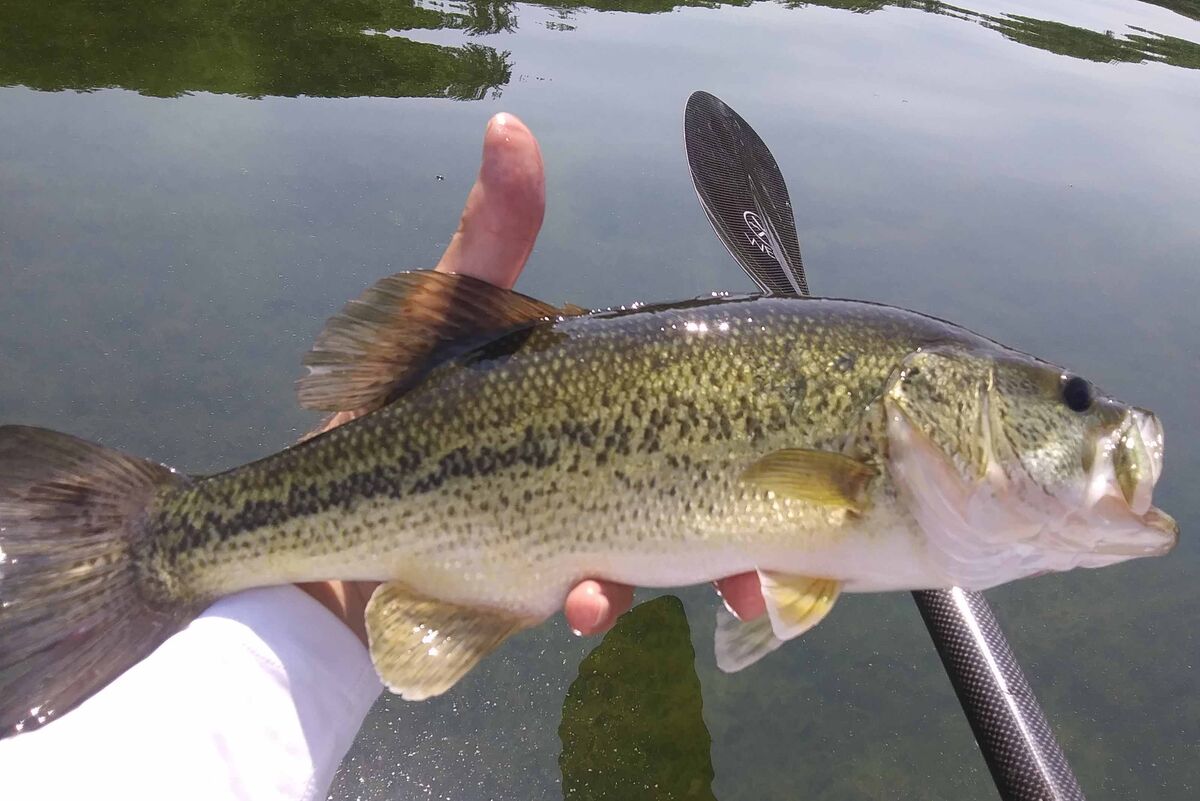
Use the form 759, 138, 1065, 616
743, 210, 776, 260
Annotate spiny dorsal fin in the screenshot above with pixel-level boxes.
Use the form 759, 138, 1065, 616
298, 270, 565, 413
559, 302, 589, 317
741, 448, 877, 513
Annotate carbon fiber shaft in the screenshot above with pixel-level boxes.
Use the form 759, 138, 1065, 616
915, 588, 1086, 801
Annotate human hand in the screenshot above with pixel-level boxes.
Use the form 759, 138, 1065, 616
299, 112, 764, 644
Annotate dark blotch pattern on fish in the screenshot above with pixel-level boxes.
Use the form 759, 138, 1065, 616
133, 295, 985, 603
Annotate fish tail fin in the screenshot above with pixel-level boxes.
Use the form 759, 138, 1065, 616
0, 425, 197, 738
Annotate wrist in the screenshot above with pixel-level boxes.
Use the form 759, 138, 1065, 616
295, 581, 377, 647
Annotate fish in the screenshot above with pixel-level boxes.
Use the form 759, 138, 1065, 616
0, 269, 1177, 737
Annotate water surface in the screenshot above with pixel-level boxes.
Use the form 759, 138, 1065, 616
1, 1, 1197, 799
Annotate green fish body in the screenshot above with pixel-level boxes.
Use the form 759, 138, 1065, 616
0, 271, 1177, 734
151, 294, 960, 605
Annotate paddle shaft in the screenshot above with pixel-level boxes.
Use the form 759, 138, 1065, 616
914, 589, 1086, 800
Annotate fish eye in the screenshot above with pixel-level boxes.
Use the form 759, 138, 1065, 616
1061, 375, 1094, 413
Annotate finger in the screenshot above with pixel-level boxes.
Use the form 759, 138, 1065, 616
435, 112, 545, 290
714, 572, 766, 621
564, 579, 634, 636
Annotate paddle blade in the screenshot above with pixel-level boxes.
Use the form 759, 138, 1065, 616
684, 90, 808, 297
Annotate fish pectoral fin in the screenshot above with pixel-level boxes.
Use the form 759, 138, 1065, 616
741, 448, 876, 513
757, 571, 841, 640
298, 270, 570, 413
365, 581, 534, 700
714, 607, 784, 673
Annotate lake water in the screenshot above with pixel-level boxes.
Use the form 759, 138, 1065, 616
1, 1, 1197, 799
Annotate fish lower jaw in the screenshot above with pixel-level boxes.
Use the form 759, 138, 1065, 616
1059, 500, 1178, 561
1143, 506, 1179, 541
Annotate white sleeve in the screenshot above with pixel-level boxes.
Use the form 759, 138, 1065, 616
0, 585, 382, 801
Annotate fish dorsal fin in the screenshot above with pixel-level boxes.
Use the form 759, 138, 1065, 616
365, 581, 534, 700
298, 270, 565, 413
741, 448, 877, 513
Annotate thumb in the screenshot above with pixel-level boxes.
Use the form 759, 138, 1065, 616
435, 112, 545, 290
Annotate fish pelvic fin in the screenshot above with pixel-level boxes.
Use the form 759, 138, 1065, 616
757, 571, 841, 639
365, 581, 535, 700
713, 573, 841, 673
740, 448, 876, 514
714, 607, 783, 673
298, 270, 573, 414
0, 425, 197, 739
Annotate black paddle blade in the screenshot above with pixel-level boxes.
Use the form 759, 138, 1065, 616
684, 90, 809, 298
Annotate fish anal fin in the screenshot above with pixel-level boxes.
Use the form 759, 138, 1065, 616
741, 448, 876, 513
757, 570, 841, 640
365, 581, 534, 700
714, 607, 784, 673
298, 270, 567, 413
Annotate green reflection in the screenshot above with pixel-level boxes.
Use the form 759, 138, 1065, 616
0, 0, 512, 99
926, 2, 1200, 69
777, 2, 1200, 70
2, 0, 1198, 101
1138, 0, 1200, 23
559, 596, 717, 801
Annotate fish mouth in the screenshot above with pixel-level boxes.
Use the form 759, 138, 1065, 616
1079, 409, 1176, 559
1085, 500, 1178, 558
1141, 507, 1179, 550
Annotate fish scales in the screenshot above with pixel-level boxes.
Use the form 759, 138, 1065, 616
137, 296, 976, 612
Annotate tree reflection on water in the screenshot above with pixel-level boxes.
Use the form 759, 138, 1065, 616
0, 0, 1197, 100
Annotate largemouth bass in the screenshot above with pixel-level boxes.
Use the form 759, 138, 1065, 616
0, 270, 1177, 737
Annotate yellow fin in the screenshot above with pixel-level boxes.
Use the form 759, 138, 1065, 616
757, 571, 842, 640
741, 448, 876, 512
713, 608, 784, 673
713, 573, 840, 672
365, 582, 533, 700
